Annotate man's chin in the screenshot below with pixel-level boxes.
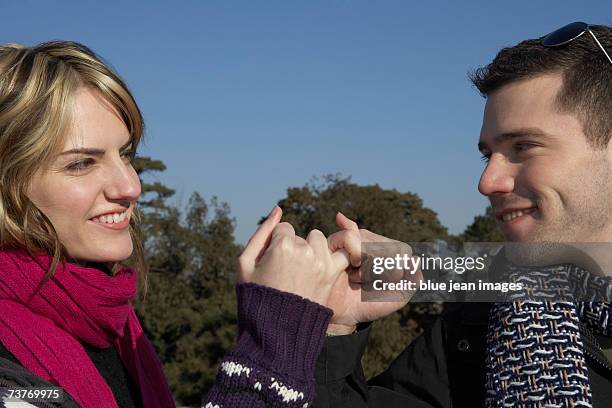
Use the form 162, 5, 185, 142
497, 213, 542, 242
499, 227, 530, 242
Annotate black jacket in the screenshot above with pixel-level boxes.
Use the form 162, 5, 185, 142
0, 341, 140, 408
0, 355, 79, 408
313, 302, 612, 407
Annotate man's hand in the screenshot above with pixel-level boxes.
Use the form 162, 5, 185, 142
325, 212, 418, 335
238, 206, 350, 306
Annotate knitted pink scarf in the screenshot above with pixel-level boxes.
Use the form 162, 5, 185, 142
0, 247, 175, 408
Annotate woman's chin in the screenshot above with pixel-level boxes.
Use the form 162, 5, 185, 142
68, 246, 134, 265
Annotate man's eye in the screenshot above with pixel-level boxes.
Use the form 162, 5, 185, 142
514, 142, 536, 152
479, 153, 490, 163
67, 158, 95, 171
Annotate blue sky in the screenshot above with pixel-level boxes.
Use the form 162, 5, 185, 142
2, 1, 609, 243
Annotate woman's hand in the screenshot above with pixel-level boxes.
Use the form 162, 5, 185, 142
238, 206, 350, 306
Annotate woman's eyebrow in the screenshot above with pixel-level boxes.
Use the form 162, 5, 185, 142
60, 147, 105, 156
59, 140, 133, 156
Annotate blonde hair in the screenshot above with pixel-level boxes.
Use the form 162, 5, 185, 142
0, 40, 147, 287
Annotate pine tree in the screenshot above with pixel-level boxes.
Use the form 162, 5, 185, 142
133, 156, 239, 406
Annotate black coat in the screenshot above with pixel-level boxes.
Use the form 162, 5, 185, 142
313, 302, 612, 407
0, 355, 79, 407
0, 341, 140, 408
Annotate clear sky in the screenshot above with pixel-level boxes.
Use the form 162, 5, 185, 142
2, 1, 609, 243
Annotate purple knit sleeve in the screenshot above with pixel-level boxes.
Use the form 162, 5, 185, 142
202, 282, 333, 408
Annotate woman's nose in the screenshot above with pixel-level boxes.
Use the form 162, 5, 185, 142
104, 158, 141, 201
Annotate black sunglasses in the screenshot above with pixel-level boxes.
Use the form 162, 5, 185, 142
541, 21, 611, 65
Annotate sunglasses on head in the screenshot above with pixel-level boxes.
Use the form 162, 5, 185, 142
541, 21, 611, 65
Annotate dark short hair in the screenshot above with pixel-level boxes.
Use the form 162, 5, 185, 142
470, 24, 611, 148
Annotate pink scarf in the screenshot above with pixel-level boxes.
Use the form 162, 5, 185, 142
0, 247, 175, 408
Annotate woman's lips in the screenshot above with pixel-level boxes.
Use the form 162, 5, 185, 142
88, 211, 130, 230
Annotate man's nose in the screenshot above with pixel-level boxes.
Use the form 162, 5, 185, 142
478, 154, 515, 197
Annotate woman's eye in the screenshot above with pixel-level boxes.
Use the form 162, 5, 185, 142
121, 150, 135, 162
67, 158, 95, 172
479, 152, 491, 163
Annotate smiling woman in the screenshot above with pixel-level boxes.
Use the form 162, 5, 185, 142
27, 86, 141, 266
0, 40, 347, 408
0, 41, 146, 278
0, 41, 173, 408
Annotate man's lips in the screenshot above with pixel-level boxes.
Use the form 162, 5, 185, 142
495, 206, 538, 222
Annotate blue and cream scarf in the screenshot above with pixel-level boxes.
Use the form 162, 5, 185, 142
485, 264, 611, 408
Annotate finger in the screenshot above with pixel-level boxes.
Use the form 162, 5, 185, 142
293, 234, 311, 258
328, 229, 362, 267
336, 212, 359, 231
359, 228, 401, 245
271, 222, 296, 245
306, 229, 326, 248
347, 266, 362, 283
359, 228, 385, 242
239, 206, 282, 274
359, 228, 377, 242
306, 229, 328, 261
331, 249, 350, 273
294, 234, 308, 247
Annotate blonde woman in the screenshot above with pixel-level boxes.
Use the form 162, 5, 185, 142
0, 41, 350, 408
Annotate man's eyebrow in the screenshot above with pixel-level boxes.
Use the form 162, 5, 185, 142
59, 139, 134, 156
478, 128, 553, 151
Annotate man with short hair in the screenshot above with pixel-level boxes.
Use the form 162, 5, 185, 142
313, 22, 612, 407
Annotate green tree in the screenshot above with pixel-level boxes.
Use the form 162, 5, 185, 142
461, 206, 503, 242
133, 156, 240, 406
276, 174, 448, 242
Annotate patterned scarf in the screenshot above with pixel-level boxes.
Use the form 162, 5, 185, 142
485, 264, 611, 408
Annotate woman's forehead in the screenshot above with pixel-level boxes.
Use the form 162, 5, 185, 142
61, 87, 132, 152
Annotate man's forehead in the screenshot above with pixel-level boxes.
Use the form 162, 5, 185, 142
478, 74, 577, 148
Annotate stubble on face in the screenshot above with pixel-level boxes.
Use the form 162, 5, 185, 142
480, 73, 612, 243
530, 152, 612, 242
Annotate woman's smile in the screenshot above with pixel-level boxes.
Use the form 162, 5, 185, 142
89, 208, 131, 230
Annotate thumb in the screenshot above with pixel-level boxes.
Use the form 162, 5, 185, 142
336, 212, 359, 231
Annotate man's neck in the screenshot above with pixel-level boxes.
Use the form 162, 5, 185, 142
504, 241, 612, 277
566, 242, 612, 277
